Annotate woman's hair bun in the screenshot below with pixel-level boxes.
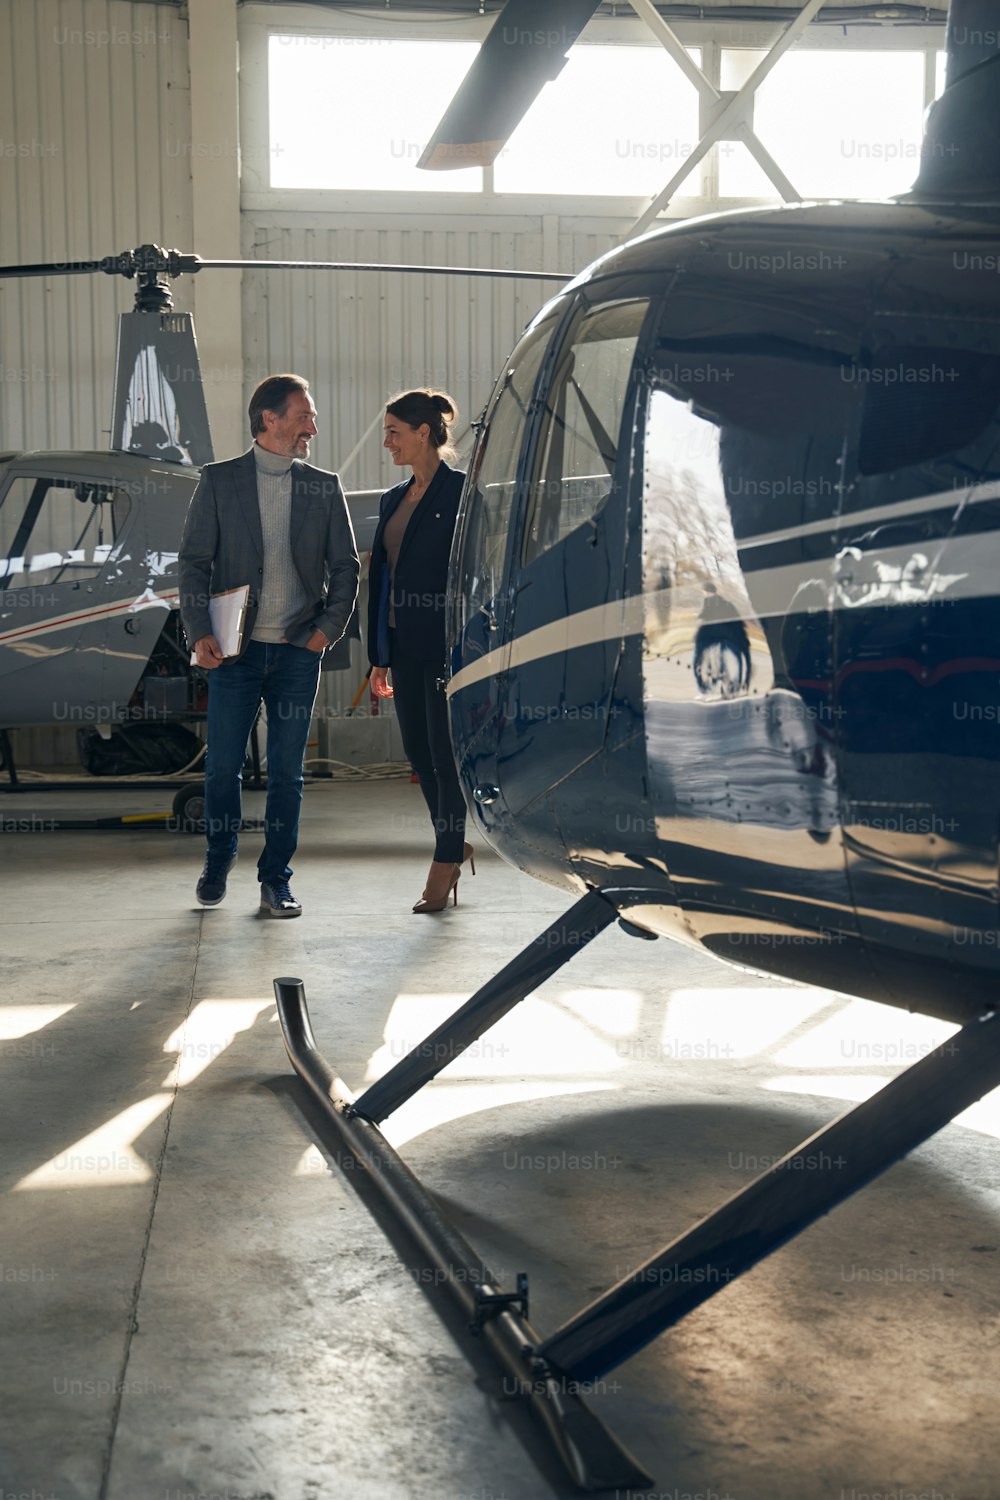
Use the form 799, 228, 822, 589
430, 391, 455, 419
386, 388, 458, 451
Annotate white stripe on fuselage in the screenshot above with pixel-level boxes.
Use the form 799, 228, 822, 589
447, 487, 999, 697
0, 589, 179, 647
447, 594, 651, 697
735, 478, 1000, 552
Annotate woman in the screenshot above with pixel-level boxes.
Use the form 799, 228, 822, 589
368, 389, 474, 912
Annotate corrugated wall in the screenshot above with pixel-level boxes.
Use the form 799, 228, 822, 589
0, 0, 192, 455
239, 215, 620, 491
238, 215, 622, 726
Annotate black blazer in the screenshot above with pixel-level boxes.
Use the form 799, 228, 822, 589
367, 461, 465, 668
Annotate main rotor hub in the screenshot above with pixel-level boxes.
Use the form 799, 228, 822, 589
100, 244, 203, 313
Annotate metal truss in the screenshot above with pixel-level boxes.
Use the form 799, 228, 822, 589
626, 0, 827, 234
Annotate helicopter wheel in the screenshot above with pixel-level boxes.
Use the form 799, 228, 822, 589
172, 782, 206, 833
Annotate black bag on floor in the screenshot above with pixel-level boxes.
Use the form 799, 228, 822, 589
77, 722, 204, 776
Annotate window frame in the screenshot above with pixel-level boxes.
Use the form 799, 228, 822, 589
453, 306, 567, 637
239, 2, 947, 216
521, 295, 651, 569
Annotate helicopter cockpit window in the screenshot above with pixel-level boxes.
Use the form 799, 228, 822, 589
457, 313, 559, 630
0, 477, 129, 588
521, 298, 649, 569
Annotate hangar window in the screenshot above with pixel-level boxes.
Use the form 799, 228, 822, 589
267, 33, 701, 196
261, 25, 945, 206
493, 45, 701, 196
718, 49, 926, 200
0, 478, 129, 589
269, 36, 481, 191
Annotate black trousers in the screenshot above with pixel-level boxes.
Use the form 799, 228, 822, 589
389, 633, 466, 863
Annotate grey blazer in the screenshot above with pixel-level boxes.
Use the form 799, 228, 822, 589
178, 448, 360, 656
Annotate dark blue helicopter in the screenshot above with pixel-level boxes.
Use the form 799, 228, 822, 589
449, 196, 1000, 1023
274, 1, 1000, 1488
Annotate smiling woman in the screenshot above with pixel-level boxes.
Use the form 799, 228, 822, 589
367, 388, 471, 912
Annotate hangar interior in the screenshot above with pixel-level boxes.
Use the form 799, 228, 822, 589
3, 3, 1000, 1499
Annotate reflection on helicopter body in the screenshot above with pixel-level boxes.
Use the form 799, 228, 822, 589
447, 199, 1000, 1024
692, 595, 751, 701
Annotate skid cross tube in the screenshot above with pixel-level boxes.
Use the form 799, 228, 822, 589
352, 888, 619, 1123
540, 1007, 1000, 1382
273, 969, 653, 1494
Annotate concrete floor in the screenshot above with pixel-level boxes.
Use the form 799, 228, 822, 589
2, 774, 999, 1500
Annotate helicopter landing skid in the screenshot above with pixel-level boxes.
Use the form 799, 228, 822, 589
274, 890, 1000, 1492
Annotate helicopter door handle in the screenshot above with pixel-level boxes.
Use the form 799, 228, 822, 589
473, 784, 499, 805
479, 604, 499, 632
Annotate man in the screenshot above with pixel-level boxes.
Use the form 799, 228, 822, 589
179, 373, 359, 917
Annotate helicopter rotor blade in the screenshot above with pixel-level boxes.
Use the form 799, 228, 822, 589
416, 0, 603, 170
0, 253, 571, 284
0, 247, 203, 281
0, 260, 111, 278
198, 258, 572, 282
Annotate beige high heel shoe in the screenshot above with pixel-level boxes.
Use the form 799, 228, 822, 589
462, 841, 476, 875
413, 859, 461, 913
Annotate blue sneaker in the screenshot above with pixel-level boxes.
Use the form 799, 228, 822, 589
196, 852, 236, 906
259, 880, 302, 918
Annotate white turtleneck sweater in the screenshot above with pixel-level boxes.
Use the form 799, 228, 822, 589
251, 443, 309, 643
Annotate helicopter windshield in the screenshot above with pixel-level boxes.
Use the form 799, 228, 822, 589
454, 311, 560, 644
0, 477, 129, 587
521, 298, 647, 568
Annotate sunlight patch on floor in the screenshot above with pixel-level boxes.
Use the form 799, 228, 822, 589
294, 1144, 332, 1178
14, 1093, 173, 1190
0, 1004, 75, 1039
764, 1072, 1000, 1140
556, 988, 643, 1037
364, 991, 632, 1083
770, 999, 957, 1069
384, 1079, 618, 1149
666, 985, 837, 1058
161, 998, 274, 1087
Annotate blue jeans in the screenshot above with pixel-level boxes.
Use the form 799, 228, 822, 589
205, 640, 321, 885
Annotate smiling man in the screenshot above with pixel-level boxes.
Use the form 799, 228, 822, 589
179, 373, 359, 918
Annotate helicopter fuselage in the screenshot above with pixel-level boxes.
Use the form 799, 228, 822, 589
448, 198, 1000, 1025
0, 450, 196, 727
0, 449, 382, 731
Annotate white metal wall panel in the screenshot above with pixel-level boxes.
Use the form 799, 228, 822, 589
239, 213, 620, 721
239, 215, 620, 490
0, 0, 192, 455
